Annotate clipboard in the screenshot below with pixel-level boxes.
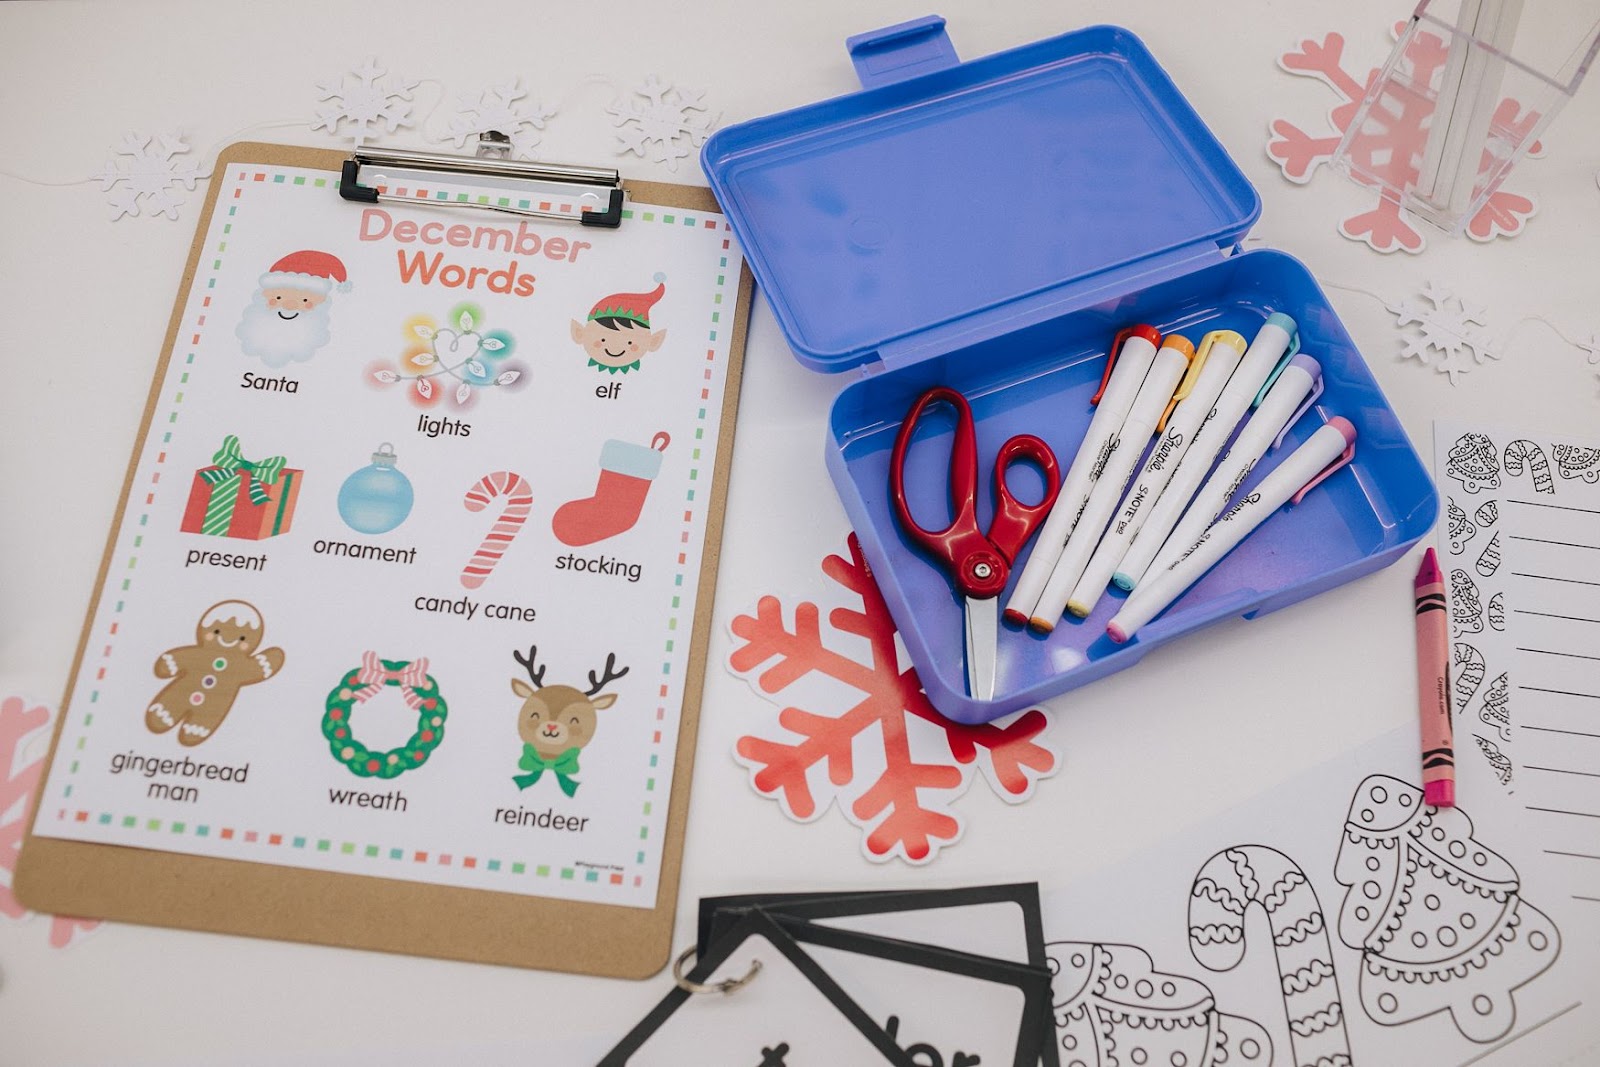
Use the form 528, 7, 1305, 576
16, 139, 753, 978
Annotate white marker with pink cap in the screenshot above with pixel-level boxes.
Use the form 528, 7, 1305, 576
1107, 417, 1358, 643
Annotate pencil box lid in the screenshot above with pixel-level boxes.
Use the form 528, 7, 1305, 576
701, 16, 1261, 374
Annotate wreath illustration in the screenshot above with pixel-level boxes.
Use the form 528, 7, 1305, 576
322, 653, 448, 778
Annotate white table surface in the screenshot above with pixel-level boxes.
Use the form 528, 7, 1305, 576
1, 1, 1597, 1063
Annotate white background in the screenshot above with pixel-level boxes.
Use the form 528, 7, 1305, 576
1, 1, 1597, 1063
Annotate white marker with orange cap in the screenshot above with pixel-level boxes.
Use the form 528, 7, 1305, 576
1030, 334, 1196, 632
1106, 417, 1358, 643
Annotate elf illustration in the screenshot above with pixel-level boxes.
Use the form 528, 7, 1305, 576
236, 249, 351, 368
569, 274, 667, 374
510, 646, 628, 796
145, 601, 285, 746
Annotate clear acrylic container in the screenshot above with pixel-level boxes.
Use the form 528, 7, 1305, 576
1331, 0, 1600, 236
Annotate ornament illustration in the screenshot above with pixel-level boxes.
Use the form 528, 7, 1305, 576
1487, 591, 1505, 631
1335, 774, 1559, 1043
338, 443, 414, 534
1268, 25, 1543, 253
460, 470, 532, 589
510, 646, 629, 796
322, 653, 447, 778
1552, 443, 1600, 484
1475, 531, 1502, 578
1047, 941, 1271, 1067
1503, 440, 1554, 495
236, 250, 350, 368
146, 601, 284, 746
1453, 643, 1485, 716
728, 535, 1059, 864
1190, 846, 1351, 1067
180, 434, 302, 540
1450, 569, 1484, 636
1473, 499, 1499, 528
370, 302, 525, 409
1445, 498, 1474, 555
1444, 434, 1500, 495
553, 432, 669, 546
1475, 736, 1513, 786
1479, 672, 1510, 742
570, 275, 668, 374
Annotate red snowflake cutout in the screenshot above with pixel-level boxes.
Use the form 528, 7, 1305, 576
1268, 24, 1544, 253
0, 695, 100, 948
728, 535, 1059, 864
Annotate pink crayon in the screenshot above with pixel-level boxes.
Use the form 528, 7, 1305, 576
1414, 547, 1454, 806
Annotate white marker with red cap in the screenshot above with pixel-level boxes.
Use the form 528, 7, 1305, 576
1106, 417, 1358, 643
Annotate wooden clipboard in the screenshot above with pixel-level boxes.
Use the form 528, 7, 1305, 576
16, 141, 753, 978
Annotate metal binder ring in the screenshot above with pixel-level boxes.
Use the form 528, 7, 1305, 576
671, 946, 761, 995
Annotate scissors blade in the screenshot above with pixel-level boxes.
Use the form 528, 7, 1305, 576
965, 596, 998, 701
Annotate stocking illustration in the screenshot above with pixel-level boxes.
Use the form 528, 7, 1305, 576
1335, 774, 1560, 1043
552, 432, 669, 546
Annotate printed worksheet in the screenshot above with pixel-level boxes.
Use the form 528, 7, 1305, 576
1042, 727, 1599, 1067
1437, 422, 1600, 917
33, 159, 745, 908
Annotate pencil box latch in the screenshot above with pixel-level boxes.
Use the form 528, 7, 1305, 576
847, 15, 960, 90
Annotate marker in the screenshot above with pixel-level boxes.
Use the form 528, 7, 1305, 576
1003, 325, 1162, 625
1106, 417, 1357, 643
1130, 354, 1324, 588
1030, 335, 1195, 632
1066, 330, 1247, 618
1415, 547, 1455, 807
1115, 313, 1300, 592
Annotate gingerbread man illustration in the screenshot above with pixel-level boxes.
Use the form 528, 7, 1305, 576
145, 600, 285, 745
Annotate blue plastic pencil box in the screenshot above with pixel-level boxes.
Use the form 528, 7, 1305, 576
702, 17, 1438, 724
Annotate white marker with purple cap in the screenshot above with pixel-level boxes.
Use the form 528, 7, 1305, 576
1106, 417, 1357, 643
1126, 352, 1326, 589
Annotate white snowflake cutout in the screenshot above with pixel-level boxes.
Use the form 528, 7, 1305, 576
312, 57, 418, 147
446, 79, 557, 159
606, 76, 717, 172
95, 131, 201, 221
1386, 281, 1500, 386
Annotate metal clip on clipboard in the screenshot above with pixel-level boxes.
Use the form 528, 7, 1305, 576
339, 132, 626, 228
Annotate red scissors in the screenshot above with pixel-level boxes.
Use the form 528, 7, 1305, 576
890, 386, 1062, 699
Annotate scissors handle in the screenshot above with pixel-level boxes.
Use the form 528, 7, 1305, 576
986, 434, 1062, 565
890, 387, 1008, 599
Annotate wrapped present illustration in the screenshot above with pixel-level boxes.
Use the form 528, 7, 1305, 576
180, 434, 301, 540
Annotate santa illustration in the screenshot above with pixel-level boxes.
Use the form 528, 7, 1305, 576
236, 250, 351, 368
570, 274, 667, 374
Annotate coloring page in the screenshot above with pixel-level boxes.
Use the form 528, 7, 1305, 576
32, 160, 746, 908
1042, 727, 1597, 1066
1438, 421, 1600, 918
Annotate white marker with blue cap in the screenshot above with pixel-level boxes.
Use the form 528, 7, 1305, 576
1113, 312, 1300, 590
1133, 352, 1325, 587
1106, 417, 1357, 643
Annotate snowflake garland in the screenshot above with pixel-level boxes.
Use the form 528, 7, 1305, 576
727, 535, 1060, 864
0, 695, 100, 948
312, 56, 418, 147
606, 76, 716, 171
447, 80, 557, 159
95, 131, 201, 221
1268, 24, 1544, 253
1386, 282, 1500, 385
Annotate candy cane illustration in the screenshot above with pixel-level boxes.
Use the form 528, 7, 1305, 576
1503, 440, 1554, 494
1190, 845, 1352, 1067
461, 470, 532, 588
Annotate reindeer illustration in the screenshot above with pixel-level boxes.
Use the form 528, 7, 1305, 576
510, 645, 628, 796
